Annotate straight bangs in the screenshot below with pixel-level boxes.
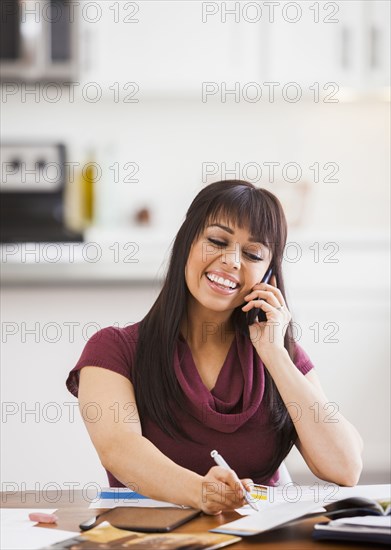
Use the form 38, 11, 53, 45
196, 185, 287, 263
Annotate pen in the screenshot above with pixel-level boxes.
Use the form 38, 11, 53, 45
210, 450, 259, 512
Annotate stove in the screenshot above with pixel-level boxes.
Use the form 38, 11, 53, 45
1, 142, 83, 243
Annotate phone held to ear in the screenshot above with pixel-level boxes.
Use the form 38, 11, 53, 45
246, 267, 273, 325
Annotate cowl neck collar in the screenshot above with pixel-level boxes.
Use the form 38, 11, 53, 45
174, 330, 265, 433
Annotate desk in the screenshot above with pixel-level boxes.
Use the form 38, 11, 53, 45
1, 490, 375, 549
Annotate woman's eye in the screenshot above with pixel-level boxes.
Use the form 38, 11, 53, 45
208, 239, 263, 260
208, 238, 226, 247
246, 252, 263, 261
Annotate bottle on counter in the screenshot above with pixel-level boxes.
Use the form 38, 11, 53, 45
80, 151, 96, 227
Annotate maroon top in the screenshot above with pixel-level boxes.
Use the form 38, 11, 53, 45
66, 322, 314, 486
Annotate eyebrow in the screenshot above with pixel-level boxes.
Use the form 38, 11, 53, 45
206, 223, 268, 247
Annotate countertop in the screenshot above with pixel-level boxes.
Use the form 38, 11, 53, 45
1, 226, 389, 289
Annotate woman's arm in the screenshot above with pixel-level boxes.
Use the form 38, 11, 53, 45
261, 348, 363, 486
243, 276, 363, 486
78, 366, 251, 513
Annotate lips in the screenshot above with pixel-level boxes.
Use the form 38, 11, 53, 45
206, 271, 239, 286
204, 271, 240, 293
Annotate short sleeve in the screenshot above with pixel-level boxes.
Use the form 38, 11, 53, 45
293, 342, 315, 375
66, 324, 139, 398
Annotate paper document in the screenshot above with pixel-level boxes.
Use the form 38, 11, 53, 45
0, 508, 56, 530
0, 508, 78, 550
223, 484, 391, 534
332, 515, 391, 529
212, 500, 326, 536
236, 483, 391, 515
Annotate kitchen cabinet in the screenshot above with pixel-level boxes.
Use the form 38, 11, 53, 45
264, 1, 363, 92
79, 1, 262, 97
78, 0, 389, 99
264, 0, 390, 96
365, 0, 391, 89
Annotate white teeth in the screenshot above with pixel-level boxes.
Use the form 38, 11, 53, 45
206, 273, 238, 289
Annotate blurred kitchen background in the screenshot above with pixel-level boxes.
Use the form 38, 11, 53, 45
1, 1, 390, 490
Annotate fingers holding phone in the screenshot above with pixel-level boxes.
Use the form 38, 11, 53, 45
242, 268, 292, 357
244, 266, 273, 325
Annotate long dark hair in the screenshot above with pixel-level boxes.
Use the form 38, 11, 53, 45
134, 180, 298, 482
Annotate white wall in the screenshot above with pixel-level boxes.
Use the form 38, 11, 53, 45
2, 98, 389, 234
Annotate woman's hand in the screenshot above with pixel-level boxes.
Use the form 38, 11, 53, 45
241, 274, 291, 361
195, 466, 253, 515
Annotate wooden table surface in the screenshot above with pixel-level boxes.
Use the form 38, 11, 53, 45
1, 490, 374, 549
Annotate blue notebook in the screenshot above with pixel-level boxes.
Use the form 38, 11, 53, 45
99, 490, 148, 500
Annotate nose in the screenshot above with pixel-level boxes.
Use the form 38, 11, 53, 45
221, 242, 241, 269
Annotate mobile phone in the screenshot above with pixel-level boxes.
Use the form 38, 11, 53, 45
246, 266, 273, 325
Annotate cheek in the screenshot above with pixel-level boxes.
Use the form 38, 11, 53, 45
184, 250, 201, 287
189, 244, 207, 270
184, 259, 193, 283
249, 268, 265, 286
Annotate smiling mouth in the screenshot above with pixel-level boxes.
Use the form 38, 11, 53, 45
205, 272, 239, 290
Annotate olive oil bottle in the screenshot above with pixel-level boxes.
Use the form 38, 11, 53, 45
81, 152, 96, 227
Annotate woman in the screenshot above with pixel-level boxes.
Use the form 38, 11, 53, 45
66, 180, 363, 515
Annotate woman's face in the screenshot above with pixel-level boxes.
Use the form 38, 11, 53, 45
184, 220, 272, 314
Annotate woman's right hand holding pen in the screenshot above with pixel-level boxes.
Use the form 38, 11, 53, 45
195, 466, 253, 515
